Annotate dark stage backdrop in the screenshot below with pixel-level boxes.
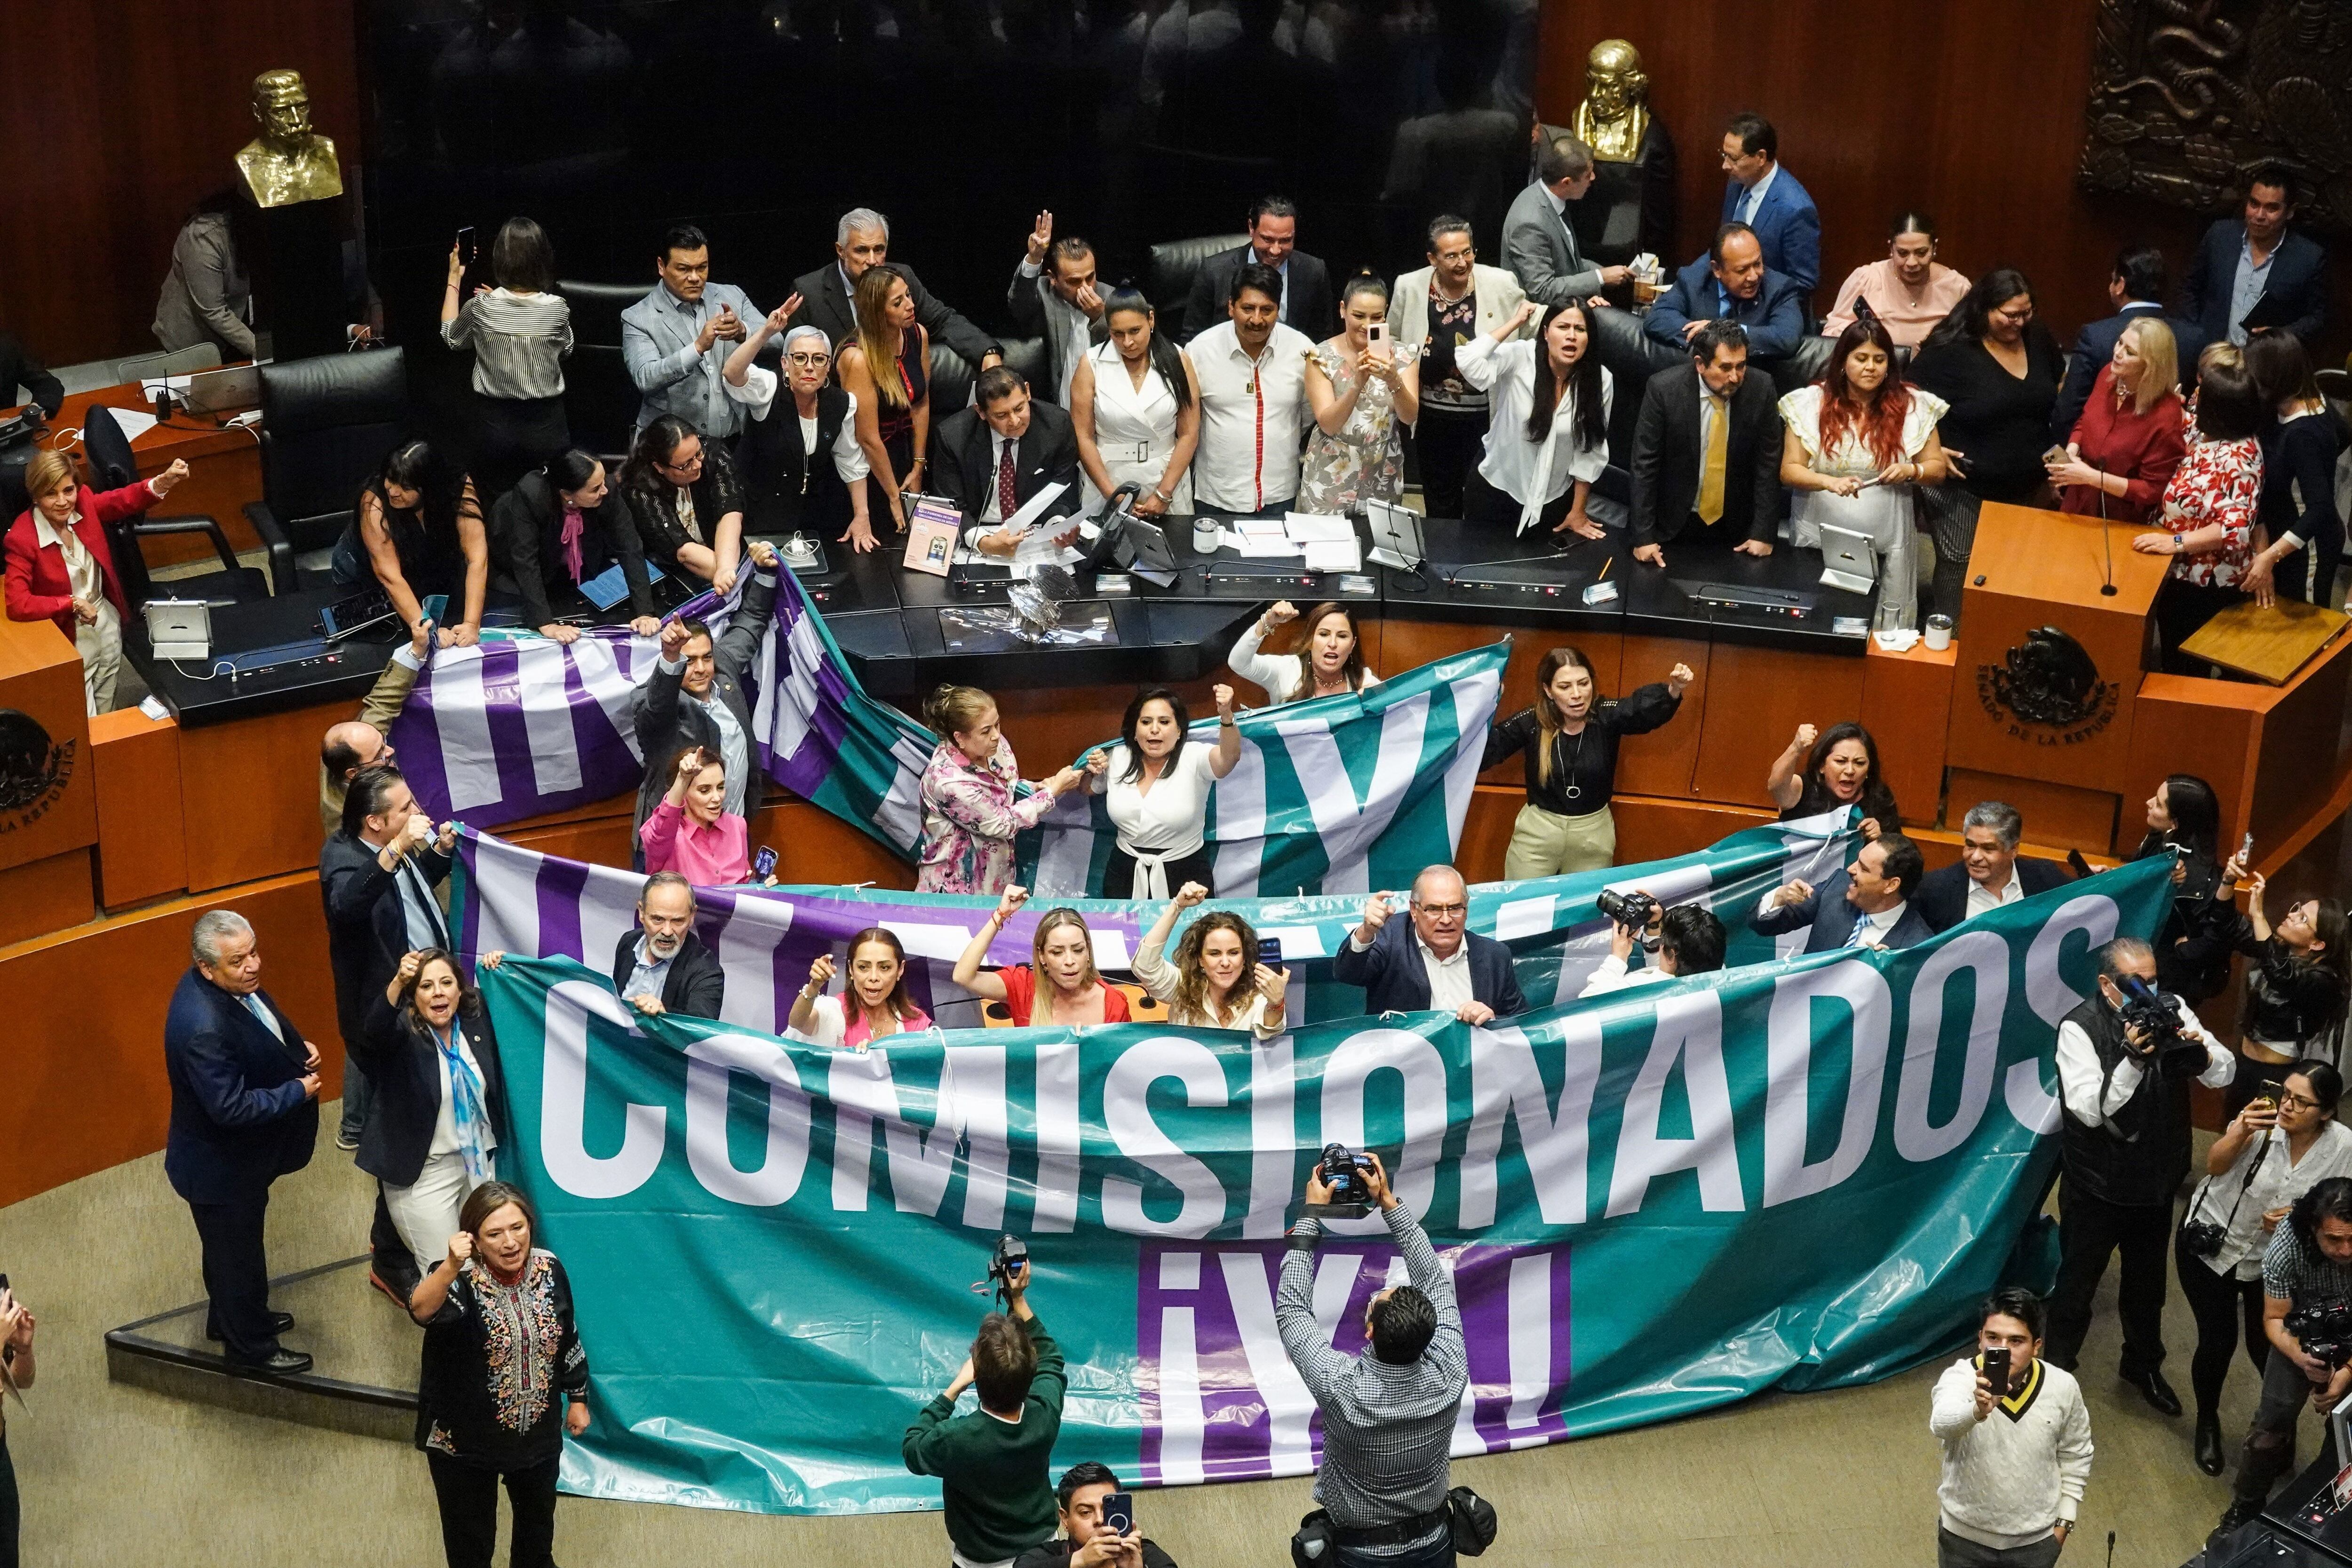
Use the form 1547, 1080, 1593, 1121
359, 0, 1547, 360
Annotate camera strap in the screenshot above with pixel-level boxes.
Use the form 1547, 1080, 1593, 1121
2186, 1129, 2273, 1238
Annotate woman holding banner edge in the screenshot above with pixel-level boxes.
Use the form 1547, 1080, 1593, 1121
1483, 646, 1691, 878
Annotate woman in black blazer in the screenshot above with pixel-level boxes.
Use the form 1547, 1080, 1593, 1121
487, 450, 661, 641
358, 948, 510, 1282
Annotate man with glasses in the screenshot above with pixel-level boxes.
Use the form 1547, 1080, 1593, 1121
610, 871, 726, 1019
621, 223, 762, 438
1334, 866, 1525, 1024
1644, 223, 1806, 362
723, 311, 878, 555
1389, 215, 1529, 521
1717, 112, 1820, 296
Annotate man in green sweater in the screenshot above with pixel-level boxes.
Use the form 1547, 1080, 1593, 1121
903, 1259, 1066, 1567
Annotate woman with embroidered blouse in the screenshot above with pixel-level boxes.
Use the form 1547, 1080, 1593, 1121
2134, 357, 2269, 672
408, 1181, 589, 1568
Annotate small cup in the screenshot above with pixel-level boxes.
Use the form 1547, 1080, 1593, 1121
1923, 614, 1954, 652
1192, 517, 1221, 555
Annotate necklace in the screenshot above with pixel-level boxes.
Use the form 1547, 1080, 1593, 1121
1558, 725, 1589, 801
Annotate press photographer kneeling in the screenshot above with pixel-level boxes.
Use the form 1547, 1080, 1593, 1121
2219, 1177, 2352, 1533
1578, 889, 1727, 996
2045, 938, 2234, 1407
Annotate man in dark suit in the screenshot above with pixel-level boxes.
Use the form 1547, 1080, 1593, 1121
1007, 212, 1107, 407
631, 539, 782, 855
0, 330, 64, 417
2053, 243, 2208, 438
1915, 801, 2073, 934
1332, 866, 1526, 1023
612, 871, 727, 1019
1752, 834, 1933, 954
935, 367, 1084, 554
1182, 196, 1335, 344
165, 910, 322, 1373
1643, 224, 1807, 362
1629, 320, 1784, 569
322, 766, 455, 1149
1717, 112, 1820, 296
1502, 135, 1631, 308
2182, 165, 2330, 348
785, 206, 1001, 368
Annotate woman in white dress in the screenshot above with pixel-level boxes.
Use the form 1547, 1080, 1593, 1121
1778, 318, 1950, 629
1072, 284, 1200, 519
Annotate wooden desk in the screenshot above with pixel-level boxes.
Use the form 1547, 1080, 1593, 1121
6, 381, 264, 568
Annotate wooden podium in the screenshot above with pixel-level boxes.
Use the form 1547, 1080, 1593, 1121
0, 616, 99, 943
1943, 503, 2168, 852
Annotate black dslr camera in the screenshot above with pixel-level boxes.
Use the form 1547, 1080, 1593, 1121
1311, 1143, 1376, 1219
972, 1232, 1030, 1308
1595, 888, 1659, 932
2287, 1299, 2352, 1369
2117, 978, 2209, 1077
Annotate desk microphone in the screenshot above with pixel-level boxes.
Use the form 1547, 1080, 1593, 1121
2097, 473, 2118, 596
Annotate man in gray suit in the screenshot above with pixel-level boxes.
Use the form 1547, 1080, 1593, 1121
621, 223, 762, 438
1502, 136, 1632, 307
1006, 210, 1106, 406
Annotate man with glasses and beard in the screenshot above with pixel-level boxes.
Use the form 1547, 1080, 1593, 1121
610, 872, 725, 1019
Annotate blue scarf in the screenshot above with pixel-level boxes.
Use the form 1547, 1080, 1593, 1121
429, 1019, 495, 1185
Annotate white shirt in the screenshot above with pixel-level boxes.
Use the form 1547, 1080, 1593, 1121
1226, 618, 1380, 707
1189, 320, 1315, 513
1965, 865, 2026, 920
1846, 900, 1908, 946
723, 366, 871, 482
1454, 334, 1613, 525
2187, 1121, 2352, 1279
2055, 998, 2234, 1126
981, 431, 1021, 526
423, 1021, 496, 1159
1095, 740, 1220, 858
1348, 924, 1474, 1013
1737, 161, 1781, 225
1018, 258, 1092, 402
1578, 952, 1670, 997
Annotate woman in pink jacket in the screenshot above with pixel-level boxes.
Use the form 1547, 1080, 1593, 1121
639, 746, 749, 884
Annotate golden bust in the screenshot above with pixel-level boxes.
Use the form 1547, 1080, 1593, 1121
1571, 40, 1651, 163
235, 70, 343, 209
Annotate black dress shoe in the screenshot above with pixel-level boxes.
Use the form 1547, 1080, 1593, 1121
2195, 1415, 2225, 1475
206, 1311, 295, 1340
228, 1347, 313, 1376
2125, 1367, 2183, 1417
2216, 1498, 2265, 1536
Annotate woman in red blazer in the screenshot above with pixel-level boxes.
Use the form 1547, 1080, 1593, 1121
5, 449, 189, 713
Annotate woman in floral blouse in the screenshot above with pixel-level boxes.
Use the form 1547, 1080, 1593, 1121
915, 684, 1090, 895
2135, 357, 2269, 674
1298, 274, 1418, 515
409, 1181, 589, 1568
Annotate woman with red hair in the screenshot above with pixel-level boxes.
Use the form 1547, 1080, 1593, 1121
1778, 318, 1951, 629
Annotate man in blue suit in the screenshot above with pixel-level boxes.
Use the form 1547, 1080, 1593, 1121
164, 911, 322, 1374
2053, 243, 2207, 438
1644, 224, 1808, 362
2182, 166, 2330, 347
1751, 834, 1933, 954
1334, 867, 1526, 1023
1719, 112, 1820, 296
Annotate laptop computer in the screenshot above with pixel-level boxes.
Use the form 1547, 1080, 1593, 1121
144, 598, 211, 661
1817, 523, 1878, 595
180, 365, 262, 417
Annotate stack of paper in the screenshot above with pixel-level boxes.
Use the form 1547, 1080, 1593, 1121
1230, 517, 1300, 558
1303, 538, 1362, 573
1284, 511, 1354, 543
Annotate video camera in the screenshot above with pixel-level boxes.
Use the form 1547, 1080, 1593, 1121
2116, 977, 2209, 1077
1595, 888, 1659, 932
972, 1232, 1030, 1309
1311, 1143, 1376, 1219
2288, 1299, 2352, 1369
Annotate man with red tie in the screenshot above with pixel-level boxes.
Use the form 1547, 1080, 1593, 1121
933, 366, 1084, 557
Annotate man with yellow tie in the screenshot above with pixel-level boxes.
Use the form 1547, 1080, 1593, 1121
1627, 320, 1787, 569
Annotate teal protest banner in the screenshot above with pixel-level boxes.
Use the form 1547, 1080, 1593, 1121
480, 857, 2173, 1515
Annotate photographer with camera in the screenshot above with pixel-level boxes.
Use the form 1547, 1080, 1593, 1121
2044, 937, 2234, 1416
904, 1245, 1065, 1568
2179, 1061, 2352, 1475
2218, 1177, 2352, 1533
1579, 893, 1727, 996
1012, 1463, 1178, 1568
1928, 1289, 2091, 1568
1277, 1149, 1474, 1568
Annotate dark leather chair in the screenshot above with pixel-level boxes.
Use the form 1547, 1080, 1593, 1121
1147, 234, 1248, 342
927, 338, 1048, 417
244, 346, 410, 592
83, 405, 270, 610
558, 279, 648, 462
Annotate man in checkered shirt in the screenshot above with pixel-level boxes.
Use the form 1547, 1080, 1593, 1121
1277, 1151, 1469, 1567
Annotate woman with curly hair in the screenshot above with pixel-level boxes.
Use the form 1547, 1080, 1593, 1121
1133, 883, 1287, 1041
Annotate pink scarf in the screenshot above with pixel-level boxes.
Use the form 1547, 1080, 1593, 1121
559, 505, 586, 582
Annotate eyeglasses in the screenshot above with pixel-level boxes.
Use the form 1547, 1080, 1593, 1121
1414, 901, 1468, 918
786, 351, 831, 367
659, 452, 704, 474
2280, 1090, 2323, 1112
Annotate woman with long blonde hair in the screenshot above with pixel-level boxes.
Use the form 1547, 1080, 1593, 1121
2048, 315, 2185, 525
951, 888, 1133, 1027
1483, 645, 1692, 878
837, 263, 930, 535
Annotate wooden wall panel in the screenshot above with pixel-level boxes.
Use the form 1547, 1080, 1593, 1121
1611, 796, 1779, 868
1946, 770, 2122, 857
2127, 679, 2261, 852
0, 617, 99, 874
1615, 633, 1709, 798
177, 696, 347, 892
0, 851, 94, 949
1691, 643, 1865, 810
0, 1, 361, 369
1534, 4, 2352, 362
90, 706, 188, 908
1860, 643, 1955, 828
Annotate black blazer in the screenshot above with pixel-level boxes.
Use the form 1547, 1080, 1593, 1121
628, 567, 778, 836
163, 969, 318, 1204
784, 260, 998, 367
355, 992, 510, 1188
1913, 857, 2073, 935
932, 401, 1083, 528
1629, 361, 1786, 549
321, 832, 455, 1049
489, 471, 655, 629
2182, 220, 2330, 346
610, 927, 727, 1019
1330, 919, 1526, 1018
1182, 245, 1335, 343
2052, 302, 2206, 440
0, 332, 63, 417
1752, 871, 1933, 954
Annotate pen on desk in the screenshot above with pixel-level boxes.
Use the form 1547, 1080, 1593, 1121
1596, 556, 1613, 583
